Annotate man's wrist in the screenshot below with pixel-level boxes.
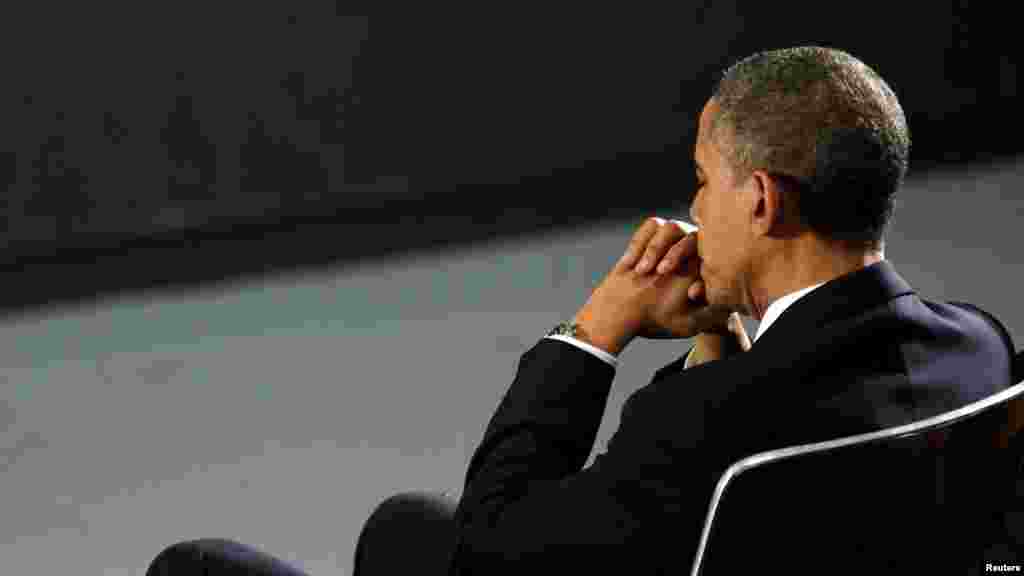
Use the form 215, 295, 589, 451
571, 308, 634, 357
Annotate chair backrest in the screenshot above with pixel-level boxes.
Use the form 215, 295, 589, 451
690, 374, 1024, 576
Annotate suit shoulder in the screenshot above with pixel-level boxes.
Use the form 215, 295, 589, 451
943, 300, 1016, 353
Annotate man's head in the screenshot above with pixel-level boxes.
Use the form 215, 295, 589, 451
689, 46, 910, 318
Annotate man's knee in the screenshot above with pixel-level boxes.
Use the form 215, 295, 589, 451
146, 538, 309, 576
147, 539, 217, 575
373, 490, 457, 520
360, 490, 458, 539
354, 490, 458, 575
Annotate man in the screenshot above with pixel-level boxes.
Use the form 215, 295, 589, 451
144, 45, 1018, 576
446, 46, 1017, 573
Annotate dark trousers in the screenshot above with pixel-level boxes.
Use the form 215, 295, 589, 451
145, 490, 458, 575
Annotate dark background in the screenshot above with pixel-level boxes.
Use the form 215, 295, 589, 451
0, 2, 1018, 315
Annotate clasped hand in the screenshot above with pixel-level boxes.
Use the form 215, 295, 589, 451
573, 217, 749, 355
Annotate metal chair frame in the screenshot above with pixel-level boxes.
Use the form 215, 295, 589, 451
689, 378, 1024, 576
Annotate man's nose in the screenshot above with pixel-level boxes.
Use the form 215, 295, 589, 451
688, 201, 701, 227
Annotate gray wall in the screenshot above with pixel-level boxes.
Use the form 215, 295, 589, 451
1, 157, 1021, 575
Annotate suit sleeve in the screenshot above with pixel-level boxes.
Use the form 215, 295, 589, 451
543, 334, 619, 368
447, 338, 701, 575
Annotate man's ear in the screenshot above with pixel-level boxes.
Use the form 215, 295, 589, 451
747, 170, 782, 237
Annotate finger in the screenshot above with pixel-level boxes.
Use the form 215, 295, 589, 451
729, 312, 752, 351
618, 217, 664, 272
656, 232, 699, 275
670, 219, 698, 235
688, 278, 705, 301
635, 218, 689, 274
679, 250, 701, 277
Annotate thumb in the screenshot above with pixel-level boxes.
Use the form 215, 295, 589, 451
671, 302, 733, 339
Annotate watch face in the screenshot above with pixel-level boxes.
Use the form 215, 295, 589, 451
551, 323, 572, 336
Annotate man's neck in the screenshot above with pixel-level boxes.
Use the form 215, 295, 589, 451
747, 238, 884, 321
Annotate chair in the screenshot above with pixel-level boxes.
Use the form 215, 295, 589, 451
690, 350, 1024, 575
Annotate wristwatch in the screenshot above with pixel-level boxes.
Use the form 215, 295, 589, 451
546, 321, 582, 338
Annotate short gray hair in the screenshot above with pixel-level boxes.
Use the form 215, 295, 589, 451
709, 46, 911, 251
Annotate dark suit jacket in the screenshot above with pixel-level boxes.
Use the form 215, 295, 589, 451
447, 260, 1016, 574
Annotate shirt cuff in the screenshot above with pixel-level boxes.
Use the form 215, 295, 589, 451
544, 335, 619, 368
683, 346, 696, 369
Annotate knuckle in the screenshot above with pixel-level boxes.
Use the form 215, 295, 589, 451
650, 228, 675, 250
651, 239, 678, 258
631, 218, 660, 247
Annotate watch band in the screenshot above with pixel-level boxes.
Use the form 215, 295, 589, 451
546, 321, 582, 338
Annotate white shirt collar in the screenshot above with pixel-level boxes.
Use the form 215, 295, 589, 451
753, 282, 826, 343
